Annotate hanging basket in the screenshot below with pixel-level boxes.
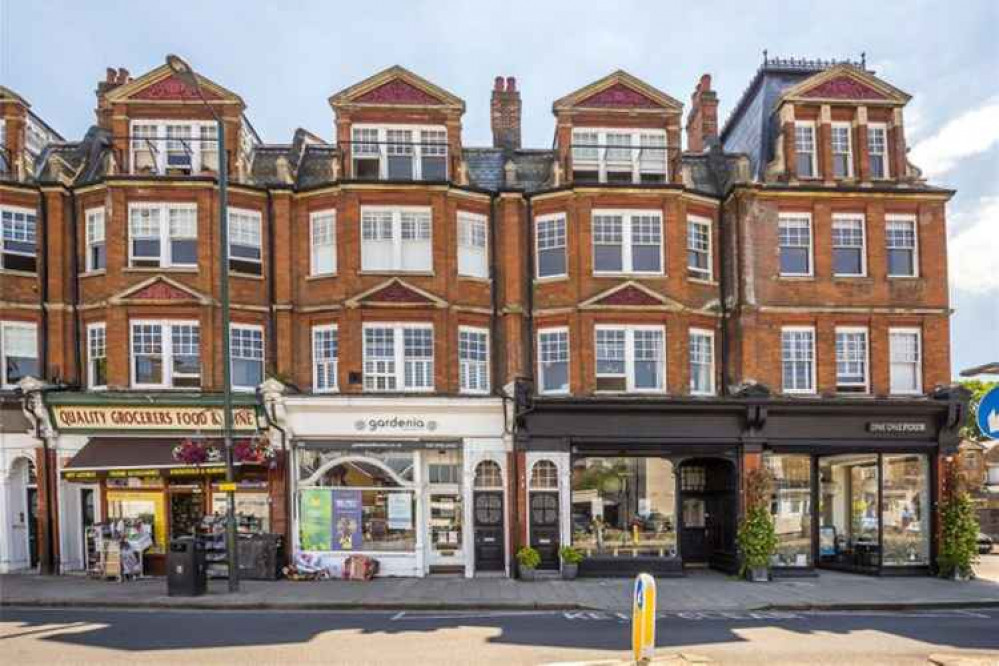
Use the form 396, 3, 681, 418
172, 438, 223, 465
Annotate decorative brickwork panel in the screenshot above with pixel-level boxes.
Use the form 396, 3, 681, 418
577, 83, 663, 109
801, 76, 888, 100
132, 75, 223, 101
594, 285, 662, 306
129, 280, 194, 301
355, 80, 443, 105
361, 281, 434, 304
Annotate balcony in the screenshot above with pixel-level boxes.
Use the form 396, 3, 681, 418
569, 141, 674, 185
341, 136, 448, 183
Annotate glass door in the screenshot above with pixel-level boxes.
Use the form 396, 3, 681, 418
425, 450, 464, 571
818, 454, 879, 572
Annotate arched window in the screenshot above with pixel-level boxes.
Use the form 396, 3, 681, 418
530, 460, 558, 489
474, 460, 503, 489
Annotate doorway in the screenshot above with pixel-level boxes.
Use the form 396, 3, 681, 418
529, 460, 561, 571
472, 461, 505, 573
678, 458, 736, 571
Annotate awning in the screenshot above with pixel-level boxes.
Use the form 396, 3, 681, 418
61, 438, 234, 481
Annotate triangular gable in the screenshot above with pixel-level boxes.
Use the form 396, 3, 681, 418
105, 64, 244, 105
553, 71, 682, 113
579, 281, 682, 310
110, 276, 210, 305
781, 65, 910, 105
346, 278, 448, 309
329, 66, 465, 112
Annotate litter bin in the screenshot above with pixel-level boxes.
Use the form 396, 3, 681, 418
167, 536, 206, 596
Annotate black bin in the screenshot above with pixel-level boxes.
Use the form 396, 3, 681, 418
167, 536, 207, 596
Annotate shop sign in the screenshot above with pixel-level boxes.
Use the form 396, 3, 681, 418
354, 416, 439, 434
299, 489, 333, 551
51, 405, 258, 432
332, 490, 363, 551
108, 468, 162, 478
167, 465, 227, 477
387, 492, 413, 530
62, 470, 99, 482
866, 422, 928, 435
307, 440, 461, 452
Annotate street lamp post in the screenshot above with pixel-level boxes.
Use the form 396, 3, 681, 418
165, 54, 239, 592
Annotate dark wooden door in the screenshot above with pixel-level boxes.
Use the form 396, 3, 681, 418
680, 496, 708, 562
27, 488, 39, 568
473, 491, 505, 572
529, 492, 560, 570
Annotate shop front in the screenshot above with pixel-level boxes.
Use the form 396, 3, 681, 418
516, 389, 966, 578
281, 396, 509, 578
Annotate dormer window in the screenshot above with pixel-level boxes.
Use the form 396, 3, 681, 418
130, 120, 220, 175
349, 125, 448, 181
570, 128, 668, 184
794, 122, 817, 179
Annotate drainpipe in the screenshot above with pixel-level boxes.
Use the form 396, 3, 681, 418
69, 190, 83, 385
717, 197, 729, 397
265, 190, 278, 370
38, 194, 49, 378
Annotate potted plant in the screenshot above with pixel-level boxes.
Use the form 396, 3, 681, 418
938, 459, 980, 580
737, 467, 779, 582
559, 545, 583, 580
516, 546, 541, 581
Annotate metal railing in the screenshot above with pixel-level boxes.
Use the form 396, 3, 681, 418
340, 139, 449, 182
124, 134, 220, 175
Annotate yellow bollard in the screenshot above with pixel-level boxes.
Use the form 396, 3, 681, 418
631, 572, 656, 664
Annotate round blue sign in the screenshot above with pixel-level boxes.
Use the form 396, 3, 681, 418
977, 386, 999, 441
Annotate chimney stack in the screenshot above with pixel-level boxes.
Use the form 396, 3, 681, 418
491, 75, 521, 152
95, 66, 131, 129
685, 73, 719, 153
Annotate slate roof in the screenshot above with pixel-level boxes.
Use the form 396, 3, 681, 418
463, 148, 505, 191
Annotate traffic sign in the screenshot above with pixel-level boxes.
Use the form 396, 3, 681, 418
632, 573, 656, 663
977, 385, 999, 441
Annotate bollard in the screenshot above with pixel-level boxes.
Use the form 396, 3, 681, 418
632, 572, 656, 664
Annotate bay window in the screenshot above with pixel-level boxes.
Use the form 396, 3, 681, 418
889, 328, 922, 395
128, 203, 198, 268
85, 207, 106, 272
130, 320, 201, 389
778, 214, 813, 276
595, 325, 665, 393
349, 125, 448, 181
538, 328, 569, 394
231, 324, 264, 390
794, 122, 817, 178
592, 210, 662, 274
87, 322, 107, 389
458, 326, 489, 394
832, 215, 866, 276
686, 216, 712, 280
535, 214, 567, 278
867, 123, 889, 179
689, 329, 715, 395
1, 321, 38, 388
457, 212, 488, 278
886, 215, 918, 277
229, 209, 263, 275
835, 327, 869, 393
831, 123, 853, 178
310, 210, 337, 276
363, 323, 434, 392
781, 327, 816, 394
570, 127, 669, 183
1, 206, 37, 272
361, 206, 432, 273
312, 324, 338, 392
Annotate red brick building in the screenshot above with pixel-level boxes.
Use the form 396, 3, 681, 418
0, 55, 968, 578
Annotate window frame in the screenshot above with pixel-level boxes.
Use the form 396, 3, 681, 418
458, 325, 490, 395
830, 122, 854, 179
129, 319, 201, 390
361, 322, 435, 393
127, 202, 199, 269
834, 326, 870, 394
591, 209, 664, 276
1, 205, 38, 273
777, 213, 814, 277
84, 207, 106, 272
686, 215, 713, 281
793, 121, 818, 179
537, 327, 570, 395
360, 205, 433, 273
129, 119, 218, 175
831, 213, 867, 278
889, 327, 923, 395
349, 123, 449, 181
311, 324, 339, 393
594, 324, 667, 394
885, 214, 919, 278
781, 326, 817, 395
229, 323, 265, 392
535, 213, 568, 280
688, 328, 716, 396
309, 210, 337, 277
86, 321, 107, 390
867, 122, 890, 179
0, 320, 39, 389
569, 127, 669, 183
228, 207, 263, 276
457, 211, 489, 279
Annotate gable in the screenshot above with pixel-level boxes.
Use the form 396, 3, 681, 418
355, 79, 444, 106
110, 276, 209, 305
577, 82, 664, 109
782, 65, 909, 105
579, 281, 681, 310
105, 64, 243, 105
553, 70, 682, 113
330, 66, 464, 111
131, 74, 224, 101
346, 278, 447, 309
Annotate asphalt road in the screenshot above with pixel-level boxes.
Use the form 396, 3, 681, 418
1, 606, 997, 665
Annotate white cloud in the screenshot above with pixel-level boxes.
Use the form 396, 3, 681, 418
949, 196, 999, 294
910, 97, 999, 178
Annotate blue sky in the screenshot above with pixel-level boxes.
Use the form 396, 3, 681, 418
3, 0, 997, 380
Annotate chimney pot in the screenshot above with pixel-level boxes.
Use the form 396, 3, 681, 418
494, 76, 504, 91
105, 68, 116, 83
506, 76, 516, 92
117, 67, 130, 84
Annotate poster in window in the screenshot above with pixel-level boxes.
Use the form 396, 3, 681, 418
333, 489, 363, 551
387, 492, 412, 530
299, 489, 333, 551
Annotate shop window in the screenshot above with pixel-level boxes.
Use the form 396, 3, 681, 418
1, 321, 39, 388
106, 490, 167, 554
686, 216, 712, 280
1, 206, 38, 272
764, 453, 813, 567
591, 210, 663, 274
571, 456, 676, 558
457, 212, 488, 278
867, 123, 889, 179
537, 328, 569, 394
360, 206, 432, 273
886, 215, 918, 277
794, 122, 817, 178
310, 210, 336, 276
832, 215, 866, 276
831, 123, 853, 178
781, 327, 816, 394
231, 324, 264, 390
362, 323, 434, 392
688, 329, 715, 396
87, 322, 107, 389
835, 327, 869, 393
819, 454, 880, 570
778, 214, 813, 276
889, 328, 922, 395
458, 327, 489, 394
130, 320, 200, 389
128, 204, 198, 268
594, 325, 665, 393
85, 208, 106, 272
530, 460, 559, 489
882, 454, 930, 566
312, 325, 338, 393
536, 215, 567, 278
209, 491, 270, 534
229, 209, 263, 275
474, 460, 503, 489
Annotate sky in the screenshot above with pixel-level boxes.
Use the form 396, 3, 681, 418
2, 0, 997, 380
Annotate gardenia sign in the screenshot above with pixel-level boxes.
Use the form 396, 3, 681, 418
354, 416, 439, 433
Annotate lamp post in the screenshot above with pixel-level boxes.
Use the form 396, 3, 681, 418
165, 54, 239, 592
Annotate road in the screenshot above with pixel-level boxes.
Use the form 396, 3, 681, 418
1, 606, 997, 665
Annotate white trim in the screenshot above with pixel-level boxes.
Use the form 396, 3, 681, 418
688, 327, 716, 396
309, 209, 337, 277
311, 323, 339, 393
0, 320, 39, 389
780, 325, 817, 395
129, 319, 201, 389
129, 119, 218, 175
458, 325, 490, 395
593, 324, 667, 394
229, 322, 265, 392
84, 207, 106, 272
0, 205, 39, 271
834, 326, 870, 393
889, 327, 923, 395
360, 205, 433, 273
537, 327, 570, 395
793, 121, 818, 179
457, 211, 489, 279
86, 321, 107, 390
831, 213, 867, 277
778, 212, 814, 277
361, 322, 435, 393
591, 209, 665, 276
686, 215, 713, 281
127, 202, 198, 269
349, 123, 449, 181
228, 207, 263, 275
831, 121, 854, 179
867, 122, 890, 179
535, 213, 568, 279
885, 213, 919, 278
569, 127, 669, 183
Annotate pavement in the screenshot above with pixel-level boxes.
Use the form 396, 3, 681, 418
2, 553, 999, 613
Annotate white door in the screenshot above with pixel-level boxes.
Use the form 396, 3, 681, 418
425, 451, 464, 570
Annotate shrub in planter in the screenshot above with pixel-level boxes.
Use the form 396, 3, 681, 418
938, 460, 980, 580
737, 467, 779, 581
559, 546, 583, 580
516, 546, 541, 581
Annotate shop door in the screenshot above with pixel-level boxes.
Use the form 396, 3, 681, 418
529, 492, 560, 570
428, 493, 464, 570
473, 491, 504, 572
80, 488, 95, 563
27, 487, 39, 568
679, 459, 736, 569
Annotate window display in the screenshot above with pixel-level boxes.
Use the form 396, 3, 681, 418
429, 493, 462, 556
210, 491, 270, 534
882, 454, 930, 566
571, 457, 676, 557
819, 454, 879, 569
106, 490, 167, 554
765, 453, 813, 567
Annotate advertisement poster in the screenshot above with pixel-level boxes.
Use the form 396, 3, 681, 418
299, 489, 333, 551
332, 489, 363, 551
387, 492, 412, 530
